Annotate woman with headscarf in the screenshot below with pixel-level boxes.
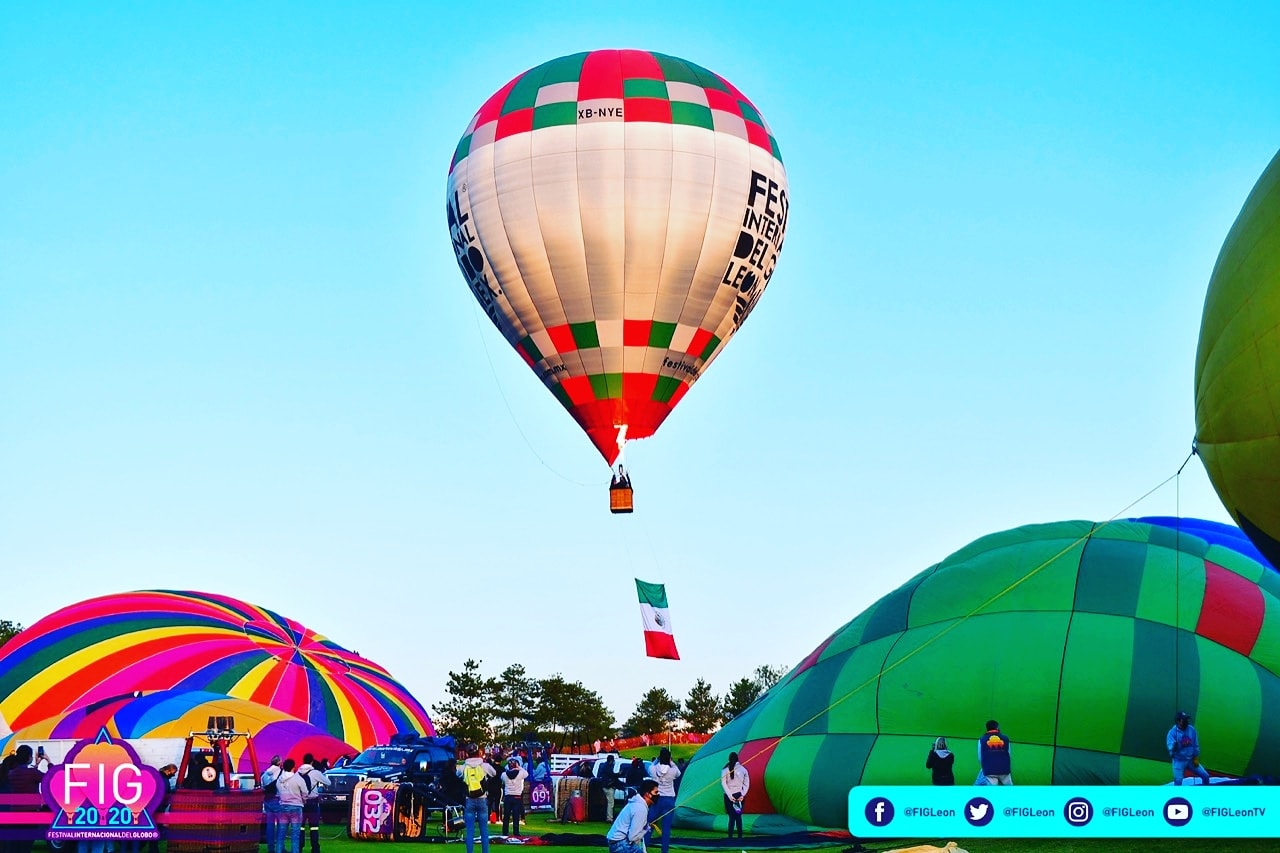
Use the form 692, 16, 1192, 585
719, 751, 749, 839
650, 747, 682, 853
926, 736, 955, 785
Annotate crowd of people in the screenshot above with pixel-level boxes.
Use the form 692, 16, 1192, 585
261, 753, 332, 853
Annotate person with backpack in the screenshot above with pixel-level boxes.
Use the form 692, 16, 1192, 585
458, 743, 497, 853
261, 755, 284, 853
298, 753, 331, 853
276, 758, 309, 853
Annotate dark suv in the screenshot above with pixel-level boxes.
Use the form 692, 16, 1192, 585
320, 735, 458, 820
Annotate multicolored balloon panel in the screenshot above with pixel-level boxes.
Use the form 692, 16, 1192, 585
447, 49, 788, 463
677, 520, 1280, 834
0, 590, 433, 750
1195, 149, 1280, 566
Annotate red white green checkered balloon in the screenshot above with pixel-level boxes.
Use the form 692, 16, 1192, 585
446, 49, 788, 464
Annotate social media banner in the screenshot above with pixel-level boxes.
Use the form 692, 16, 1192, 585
849, 785, 1280, 838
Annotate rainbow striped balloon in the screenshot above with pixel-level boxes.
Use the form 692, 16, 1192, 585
0, 590, 433, 750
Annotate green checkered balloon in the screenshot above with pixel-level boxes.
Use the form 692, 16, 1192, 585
677, 520, 1280, 833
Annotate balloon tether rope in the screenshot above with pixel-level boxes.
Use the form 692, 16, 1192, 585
653, 461, 1192, 829
469, 301, 605, 487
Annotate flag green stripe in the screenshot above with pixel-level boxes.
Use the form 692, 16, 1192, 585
636, 579, 669, 609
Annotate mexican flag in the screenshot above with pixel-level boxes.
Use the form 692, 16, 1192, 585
636, 579, 680, 660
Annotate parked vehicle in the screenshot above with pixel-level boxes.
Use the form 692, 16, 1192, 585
320, 735, 458, 822
557, 754, 652, 779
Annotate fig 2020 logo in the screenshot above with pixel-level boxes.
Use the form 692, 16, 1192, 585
40, 729, 167, 841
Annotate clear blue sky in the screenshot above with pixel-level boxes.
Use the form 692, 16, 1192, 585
2, 2, 1278, 726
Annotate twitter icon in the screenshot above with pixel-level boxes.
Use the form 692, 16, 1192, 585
965, 797, 994, 827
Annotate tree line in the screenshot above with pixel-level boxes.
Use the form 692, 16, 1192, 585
429, 658, 787, 749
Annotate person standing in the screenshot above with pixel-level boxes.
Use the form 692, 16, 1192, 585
719, 752, 749, 839
458, 743, 497, 853
5, 746, 44, 853
596, 755, 621, 821
261, 755, 284, 853
650, 747, 682, 853
500, 757, 528, 836
1167, 711, 1212, 785
926, 737, 955, 785
298, 753, 331, 853
605, 780, 658, 853
276, 758, 309, 853
978, 720, 1013, 785
148, 764, 178, 853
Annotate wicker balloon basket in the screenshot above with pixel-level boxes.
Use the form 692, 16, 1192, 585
165, 789, 263, 853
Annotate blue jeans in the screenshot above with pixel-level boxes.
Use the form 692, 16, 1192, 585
264, 799, 283, 853
1173, 757, 1212, 785
607, 839, 645, 853
303, 798, 322, 853
276, 804, 303, 853
464, 797, 490, 853
654, 795, 677, 853
502, 793, 524, 836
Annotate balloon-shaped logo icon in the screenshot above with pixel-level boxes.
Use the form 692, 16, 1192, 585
42, 729, 166, 833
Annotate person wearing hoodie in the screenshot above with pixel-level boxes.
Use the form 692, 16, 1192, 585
500, 757, 529, 836
298, 753, 331, 853
276, 758, 309, 853
650, 747, 682, 853
458, 743, 497, 853
605, 780, 658, 853
261, 755, 284, 853
926, 737, 955, 785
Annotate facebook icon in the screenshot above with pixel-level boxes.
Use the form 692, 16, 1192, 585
864, 797, 895, 827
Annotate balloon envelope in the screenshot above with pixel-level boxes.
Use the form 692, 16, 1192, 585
677, 520, 1280, 833
1195, 149, 1280, 565
447, 49, 789, 463
0, 590, 433, 750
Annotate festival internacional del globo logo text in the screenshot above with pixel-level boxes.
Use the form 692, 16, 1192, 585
41, 729, 167, 841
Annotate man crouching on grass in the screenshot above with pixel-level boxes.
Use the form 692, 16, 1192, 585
606, 780, 659, 853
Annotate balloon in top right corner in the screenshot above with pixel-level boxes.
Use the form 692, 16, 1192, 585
1195, 149, 1280, 566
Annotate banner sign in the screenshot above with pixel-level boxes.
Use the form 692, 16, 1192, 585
352, 781, 397, 839
529, 779, 552, 811
41, 729, 165, 841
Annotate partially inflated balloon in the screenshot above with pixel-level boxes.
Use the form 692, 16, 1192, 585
677, 520, 1280, 834
446, 50, 788, 464
0, 590, 433, 750
1195, 150, 1280, 565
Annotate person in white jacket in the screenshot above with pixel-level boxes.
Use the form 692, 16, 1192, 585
298, 755, 332, 853
720, 751, 749, 839
500, 757, 529, 836
650, 747, 682, 853
276, 759, 309, 853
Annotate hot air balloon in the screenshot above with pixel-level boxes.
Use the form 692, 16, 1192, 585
446, 49, 788, 509
677, 520, 1280, 834
0, 590, 433, 750
1195, 149, 1280, 565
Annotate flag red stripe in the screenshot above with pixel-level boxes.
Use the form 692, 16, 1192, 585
644, 631, 680, 660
